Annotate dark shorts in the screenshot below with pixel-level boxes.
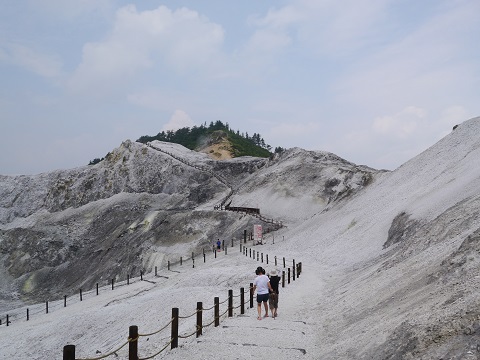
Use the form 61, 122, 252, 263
257, 293, 269, 303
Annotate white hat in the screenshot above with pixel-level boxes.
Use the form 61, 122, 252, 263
269, 269, 278, 277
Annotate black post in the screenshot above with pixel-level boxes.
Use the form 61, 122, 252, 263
257, 252, 259, 261
240, 287, 245, 315
231, 238, 234, 247
127, 274, 130, 285
196, 302, 203, 338
168, 261, 170, 271
275, 256, 277, 266
141, 271, 143, 281
180, 257, 183, 266
203, 253, 206, 263
282, 271, 285, 288
80, 289, 82, 302
6, 314, 9, 326
193, 258, 195, 268
261, 253, 263, 263
228, 290, 233, 317
244, 229, 247, 243
64, 295, 67, 307
27, 308, 29, 321
214, 297, 220, 327
249, 248, 252, 258
128, 325, 138, 360
215, 250, 217, 258
46, 301, 49, 314
222, 240, 225, 250
288, 268, 291, 284
171, 308, 179, 349
253, 250, 255, 259
225, 246, 227, 255
240, 243, 242, 252
155, 266, 158, 277
283, 257, 286, 268
96, 283, 99, 296
266, 254, 269, 264
63, 345, 75, 360
293, 259, 296, 281
111, 278, 114, 290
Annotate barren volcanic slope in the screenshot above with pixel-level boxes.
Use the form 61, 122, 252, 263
1, 117, 480, 359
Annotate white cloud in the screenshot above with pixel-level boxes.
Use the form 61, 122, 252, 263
1, 43, 63, 79
162, 110, 195, 132
68, 5, 225, 94
373, 107, 427, 138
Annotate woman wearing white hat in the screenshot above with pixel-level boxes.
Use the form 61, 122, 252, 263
268, 269, 280, 318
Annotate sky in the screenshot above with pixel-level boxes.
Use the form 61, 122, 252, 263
1, 0, 479, 175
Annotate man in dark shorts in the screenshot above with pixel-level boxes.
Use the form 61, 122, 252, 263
253, 266, 273, 320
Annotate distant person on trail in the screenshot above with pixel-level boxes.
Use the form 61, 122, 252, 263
253, 266, 273, 320
216, 239, 221, 250
268, 269, 280, 318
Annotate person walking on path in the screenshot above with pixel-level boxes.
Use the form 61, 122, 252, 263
268, 269, 280, 318
216, 239, 221, 251
253, 266, 273, 320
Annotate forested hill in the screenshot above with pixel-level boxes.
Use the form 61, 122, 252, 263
136, 120, 282, 158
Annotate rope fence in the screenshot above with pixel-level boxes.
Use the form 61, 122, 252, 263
62, 257, 303, 360
0, 232, 291, 328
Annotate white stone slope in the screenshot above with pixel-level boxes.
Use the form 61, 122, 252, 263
0, 117, 479, 359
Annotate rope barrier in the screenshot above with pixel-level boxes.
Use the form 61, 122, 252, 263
178, 309, 199, 319
138, 319, 173, 337
178, 326, 201, 339
138, 338, 173, 360
202, 304, 216, 311
75, 338, 130, 360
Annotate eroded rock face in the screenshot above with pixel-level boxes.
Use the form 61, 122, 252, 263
0, 141, 379, 305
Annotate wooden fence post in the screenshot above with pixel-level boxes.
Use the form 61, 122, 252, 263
180, 257, 183, 266
288, 268, 291, 284
63, 345, 75, 360
112, 279, 114, 290
282, 271, 285, 288
171, 308, 179, 349
141, 271, 143, 281
46, 301, 49, 314
127, 274, 130, 285
27, 308, 29, 321
293, 259, 296, 280
240, 287, 245, 315
231, 238, 234, 247
228, 290, 233, 317
64, 295, 67, 307
257, 252, 259, 261
155, 266, 157, 277
96, 283, 99, 296
261, 253, 263, 263
283, 257, 286, 268
214, 297, 220, 327
196, 302, 203, 338
203, 253, 206, 263
168, 261, 170, 270
266, 254, 269, 264
80, 289, 83, 301
275, 256, 277, 266
129, 325, 138, 360
253, 250, 255, 259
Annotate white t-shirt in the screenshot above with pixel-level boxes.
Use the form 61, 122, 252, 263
254, 274, 270, 295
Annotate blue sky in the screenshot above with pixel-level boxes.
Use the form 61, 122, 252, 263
1, 0, 479, 175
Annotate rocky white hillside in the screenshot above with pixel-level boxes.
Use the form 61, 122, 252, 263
0, 140, 376, 308
1, 117, 480, 359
